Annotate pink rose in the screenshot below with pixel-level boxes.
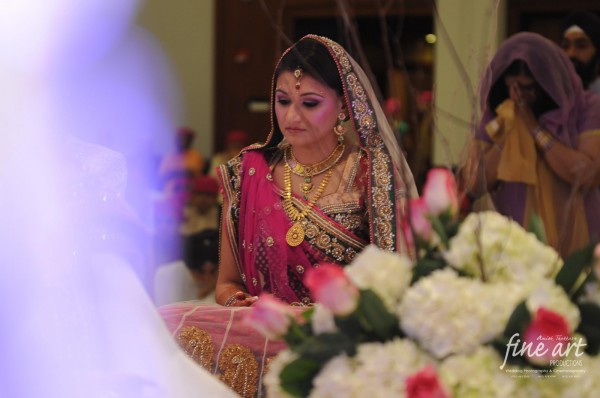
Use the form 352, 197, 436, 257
403, 198, 433, 247
523, 307, 571, 366
385, 97, 402, 116
304, 264, 359, 316
423, 168, 459, 216
244, 294, 296, 340
406, 365, 449, 398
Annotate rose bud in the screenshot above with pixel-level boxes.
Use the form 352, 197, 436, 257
304, 264, 359, 316
523, 307, 571, 366
403, 198, 433, 247
244, 294, 296, 340
423, 168, 459, 216
406, 364, 449, 398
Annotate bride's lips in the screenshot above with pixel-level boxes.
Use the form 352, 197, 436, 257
285, 127, 304, 133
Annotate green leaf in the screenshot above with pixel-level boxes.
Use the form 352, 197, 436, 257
503, 301, 531, 338
555, 242, 596, 296
430, 216, 449, 247
356, 289, 401, 341
576, 303, 600, 356
411, 256, 446, 284
279, 357, 321, 398
492, 301, 531, 366
296, 332, 356, 362
284, 320, 311, 347
300, 307, 315, 321
527, 213, 547, 244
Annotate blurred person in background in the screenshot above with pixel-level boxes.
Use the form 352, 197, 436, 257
179, 175, 220, 236
209, 128, 250, 176
560, 10, 600, 96
469, 32, 600, 258
154, 229, 219, 305
159, 126, 207, 194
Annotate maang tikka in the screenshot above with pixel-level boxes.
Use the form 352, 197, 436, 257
294, 67, 303, 90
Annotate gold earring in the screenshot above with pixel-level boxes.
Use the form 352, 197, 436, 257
334, 112, 347, 142
294, 67, 303, 90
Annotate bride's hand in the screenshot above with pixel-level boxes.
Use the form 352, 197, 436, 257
225, 291, 258, 307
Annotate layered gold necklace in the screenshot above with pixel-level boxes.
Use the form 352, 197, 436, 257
282, 162, 334, 247
284, 143, 345, 199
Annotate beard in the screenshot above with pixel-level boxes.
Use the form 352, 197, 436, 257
570, 57, 599, 89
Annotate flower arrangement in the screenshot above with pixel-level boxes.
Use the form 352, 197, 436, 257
245, 168, 600, 398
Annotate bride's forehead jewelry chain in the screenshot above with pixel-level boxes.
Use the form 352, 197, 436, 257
283, 161, 335, 247
294, 67, 303, 90
284, 142, 345, 199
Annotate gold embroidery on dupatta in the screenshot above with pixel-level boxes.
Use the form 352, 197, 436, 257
322, 37, 396, 251
218, 343, 259, 398
176, 327, 214, 370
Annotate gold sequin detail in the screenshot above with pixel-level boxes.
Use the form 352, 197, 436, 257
345, 248, 358, 263
266, 236, 274, 247
248, 168, 256, 176
218, 344, 258, 398
266, 173, 273, 181
316, 233, 332, 249
331, 243, 344, 260
296, 265, 305, 274
304, 223, 320, 239
176, 327, 214, 370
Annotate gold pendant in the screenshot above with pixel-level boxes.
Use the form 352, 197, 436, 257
301, 182, 313, 194
286, 222, 305, 247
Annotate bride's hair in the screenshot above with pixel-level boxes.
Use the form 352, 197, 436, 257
274, 37, 344, 97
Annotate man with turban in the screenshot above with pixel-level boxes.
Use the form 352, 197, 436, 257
561, 10, 600, 95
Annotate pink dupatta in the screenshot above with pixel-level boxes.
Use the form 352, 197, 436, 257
237, 151, 364, 303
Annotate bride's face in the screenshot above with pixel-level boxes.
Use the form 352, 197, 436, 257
0, 0, 140, 75
274, 71, 343, 153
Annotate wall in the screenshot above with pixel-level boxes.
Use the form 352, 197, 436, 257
433, 0, 507, 167
135, 0, 507, 166
137, 0, 215, 158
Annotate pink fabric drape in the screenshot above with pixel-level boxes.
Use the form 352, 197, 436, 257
238, 151, 357, 303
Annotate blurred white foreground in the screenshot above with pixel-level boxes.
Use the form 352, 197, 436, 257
0, 1, 235, 397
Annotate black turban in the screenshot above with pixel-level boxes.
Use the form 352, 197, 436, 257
561, 10, 600, 52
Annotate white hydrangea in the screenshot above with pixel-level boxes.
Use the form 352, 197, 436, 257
525, 279, 581, 332
311, 304, 338, 335
345, 245, 413, 311
398, 269, 523, 358
350, 338, 434, 398
439, 346, 516, 398
309, 355, 355, 398
559, 353, 600, 397
263, 349, 298, 398
310, 338, 434, 398
444, 211, 562, 284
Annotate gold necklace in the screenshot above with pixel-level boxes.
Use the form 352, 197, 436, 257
284, 143, 344, 199
283, 163, 333, 246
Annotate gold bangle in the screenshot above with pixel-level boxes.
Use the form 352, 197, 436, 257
531, 126, 555, 152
